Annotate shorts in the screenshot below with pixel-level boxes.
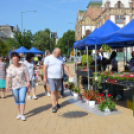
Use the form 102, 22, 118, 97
12, 87, 27, 105
30, 80, 35, 88
0, 79, 6, 89
48, 78, 62, 92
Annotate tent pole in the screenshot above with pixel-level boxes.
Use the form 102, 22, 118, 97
76, 48, 78, 87
126, 47, 127, 65
74, 48, 75, 78
95, 44, 97, 91
86, 46, 90, 90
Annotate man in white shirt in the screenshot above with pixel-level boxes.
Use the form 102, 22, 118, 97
43, 48, 73, 113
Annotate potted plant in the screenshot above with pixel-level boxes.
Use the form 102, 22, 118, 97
73, 87, 80, 97
98, 94, 116, 112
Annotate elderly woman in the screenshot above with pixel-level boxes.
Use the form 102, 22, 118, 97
0, 57, 7, 98
24, 53, 38, 100
6, 52, 30, 121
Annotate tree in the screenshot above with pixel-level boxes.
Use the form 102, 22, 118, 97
14, 30, 31, 49
0, 39, 9, 56
5, 30, 32, 50
56, 30, 75, 56
33, 29, 56, 52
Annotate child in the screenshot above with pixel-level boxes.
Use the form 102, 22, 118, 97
34, 65, 39, 86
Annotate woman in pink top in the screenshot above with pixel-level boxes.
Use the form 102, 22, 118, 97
6, 52, 30, 121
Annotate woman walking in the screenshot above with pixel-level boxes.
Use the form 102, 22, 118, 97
24, 53, 38, 100
6, 52, 30, 121
0, 57, 7, 98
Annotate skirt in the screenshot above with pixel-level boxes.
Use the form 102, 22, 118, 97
0, 79, 6, 89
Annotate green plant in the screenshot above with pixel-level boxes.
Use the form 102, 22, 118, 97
93, 73, 101, 89
82, 55, 92, 66
98, 97, 116, 111
68, 83, 75, 90
100, 44, 112, 53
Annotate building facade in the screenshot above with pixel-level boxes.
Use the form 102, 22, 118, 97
0, 24, 20, 42
75, 0, 134, 40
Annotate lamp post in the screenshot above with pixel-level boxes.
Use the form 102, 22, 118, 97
21, 10, 37, 33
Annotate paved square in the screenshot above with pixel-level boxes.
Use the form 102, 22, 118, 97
0, 64, 134, 134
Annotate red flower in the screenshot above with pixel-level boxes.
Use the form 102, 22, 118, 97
100, 93, 104, 96
107, 94, 112, 97
101, 98, 104, 101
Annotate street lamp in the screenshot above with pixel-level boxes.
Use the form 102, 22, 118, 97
21, 10, 37, 33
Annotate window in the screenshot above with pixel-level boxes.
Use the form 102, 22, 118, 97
120, 15, 123, 23
116, 15, 119, 23
118, 1, 121, 8
116, 15, 123, 24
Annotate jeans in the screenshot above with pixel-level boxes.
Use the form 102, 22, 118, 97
12, 87, 27, 105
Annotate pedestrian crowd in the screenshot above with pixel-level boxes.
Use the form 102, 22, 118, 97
0, 47, 73, 121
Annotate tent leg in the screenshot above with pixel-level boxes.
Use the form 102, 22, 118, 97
76, 49, 78, 87
95, 44, 97, 91
86, 46, 90, 90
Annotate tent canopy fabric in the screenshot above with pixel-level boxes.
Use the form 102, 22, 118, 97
13, 46, 31, 54
30, 47, 44, 54
75, 20, 121, 50
96, 19, 134, 45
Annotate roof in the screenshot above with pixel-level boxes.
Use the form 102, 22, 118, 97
87, 0, 102, 7
0, 31, 10, 38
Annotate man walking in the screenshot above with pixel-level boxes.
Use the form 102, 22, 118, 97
43, 48, 73, 113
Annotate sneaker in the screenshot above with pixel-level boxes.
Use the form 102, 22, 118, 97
36, 83, 38, 86
32, 95, 38, 100
27, 96, 31, 100
16, 114, 21, 120
57, 103, 62, 109
21, 115, 26, 121
47, 92, 51, 96
44, 91, 47, 96
52, 106, 57, 113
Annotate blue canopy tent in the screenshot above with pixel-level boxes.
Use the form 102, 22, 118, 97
74, 20, 121, 90
96, 19, 134, 45
29, 47, 44, 54
11, 46, 31, 54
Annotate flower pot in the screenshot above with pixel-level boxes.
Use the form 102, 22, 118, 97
104, 107, 110, 113
70, 90, 74, 96
88, 101, 95, 108
73, 92, 79, 97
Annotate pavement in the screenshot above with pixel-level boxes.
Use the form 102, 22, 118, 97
1, 64, 134, 134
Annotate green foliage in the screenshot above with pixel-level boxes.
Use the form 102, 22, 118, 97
93, 73, 101, 89
33, 29, 56, 52
56, 30, 75, 55
73, 87, 80, 94
82, 55, 92, 66
13, 30, 32, 49
98, 97, 116, 111
100, 44, 112, 53
0, 39, 9, 56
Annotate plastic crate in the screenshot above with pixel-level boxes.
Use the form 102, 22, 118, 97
127, 100, 133, 110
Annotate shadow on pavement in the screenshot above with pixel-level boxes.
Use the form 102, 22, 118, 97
60, 101, 71, 108
25, 104, 52, 118
37, 93, 45, 98
7, 94, 13, 98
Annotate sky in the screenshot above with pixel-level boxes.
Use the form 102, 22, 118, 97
0, 0, 91, 38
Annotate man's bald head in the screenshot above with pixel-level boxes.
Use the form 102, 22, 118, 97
53, 48, 61, 58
